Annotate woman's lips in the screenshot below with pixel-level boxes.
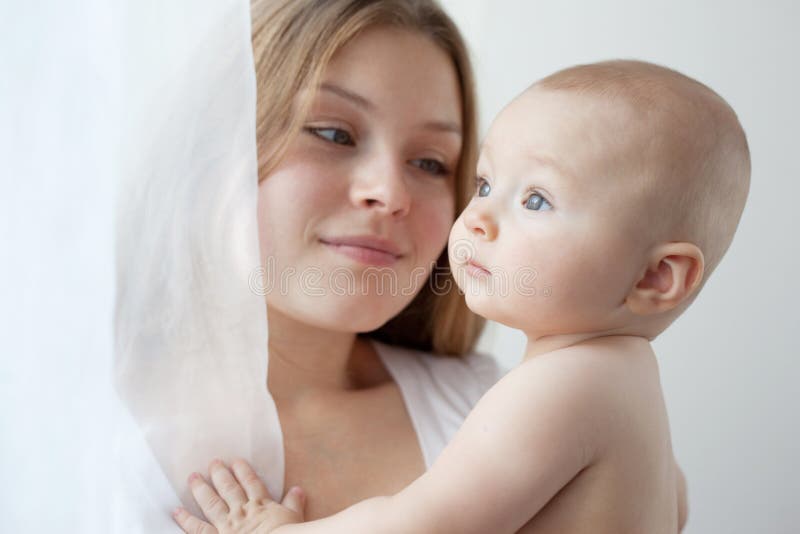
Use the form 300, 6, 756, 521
465, 259, 491, 278
320, 237, 402, 267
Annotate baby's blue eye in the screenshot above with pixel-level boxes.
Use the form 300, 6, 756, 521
525, 192, 552, 211
306, 127, 354, 146
476, 178, 491, 197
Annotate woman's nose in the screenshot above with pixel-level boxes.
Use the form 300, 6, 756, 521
462, 203, 498, 240
350, 154, 411, 217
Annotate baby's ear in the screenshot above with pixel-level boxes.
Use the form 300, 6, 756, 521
625, 242, 705, 315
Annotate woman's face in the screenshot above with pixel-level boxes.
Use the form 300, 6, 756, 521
257, 27, 462, 332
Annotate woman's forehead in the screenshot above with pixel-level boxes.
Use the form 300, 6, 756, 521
320, 26, 463, 125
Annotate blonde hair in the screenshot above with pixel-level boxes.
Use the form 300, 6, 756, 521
537, 60, 751, 287
250, 0, 484, 355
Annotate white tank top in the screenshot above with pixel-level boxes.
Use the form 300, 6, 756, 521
372, 340, 507, 468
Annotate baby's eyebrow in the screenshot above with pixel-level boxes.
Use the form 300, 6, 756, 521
481, 143, 569, 182
524, 150, 569, 179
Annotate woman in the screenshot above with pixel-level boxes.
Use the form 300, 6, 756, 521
115, 1, 493, 527
239, 0, 497, 520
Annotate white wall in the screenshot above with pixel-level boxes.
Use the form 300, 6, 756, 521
439, 1, 799, 532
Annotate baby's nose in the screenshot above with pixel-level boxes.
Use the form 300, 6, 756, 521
463, 207, 497, 241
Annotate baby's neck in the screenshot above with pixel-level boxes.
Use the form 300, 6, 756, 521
523, 329, 648, 361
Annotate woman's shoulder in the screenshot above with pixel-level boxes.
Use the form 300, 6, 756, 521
371, 339, 509, 467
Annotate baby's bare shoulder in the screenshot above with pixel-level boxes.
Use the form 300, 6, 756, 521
508, 336, 661, 425
517, 335, 655, 384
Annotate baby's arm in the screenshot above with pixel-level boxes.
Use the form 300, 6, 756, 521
274, 349, 611, 534
176, 348, 613, 534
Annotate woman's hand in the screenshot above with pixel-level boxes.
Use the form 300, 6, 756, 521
173, 458, 305, 534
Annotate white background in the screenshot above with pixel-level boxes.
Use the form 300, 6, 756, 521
439, 1, 799, 532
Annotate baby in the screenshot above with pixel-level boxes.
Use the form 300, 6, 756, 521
174, 60, 750, 534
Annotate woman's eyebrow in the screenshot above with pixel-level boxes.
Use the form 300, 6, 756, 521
421, 120, 462, 136
320, 82, 460, 136
320, 82, 373, 110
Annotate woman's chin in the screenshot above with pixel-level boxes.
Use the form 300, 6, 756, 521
308, 296, 411, 333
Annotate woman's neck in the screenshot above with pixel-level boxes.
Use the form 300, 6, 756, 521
265, 306, 388, 403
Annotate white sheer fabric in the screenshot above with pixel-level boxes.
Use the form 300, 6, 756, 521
2, 0, 279, 532
113, 0, 284, 524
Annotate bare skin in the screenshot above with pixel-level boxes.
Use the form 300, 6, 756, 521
270, 332, 425, 520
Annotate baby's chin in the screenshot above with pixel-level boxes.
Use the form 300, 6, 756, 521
464, 297, 491, 320
450, 263, 527, 324
459, 280, 560, 332
461, 285, 507, 323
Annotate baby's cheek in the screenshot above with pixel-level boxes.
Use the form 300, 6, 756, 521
447, 218, 473, 267
448, 214, 465, 246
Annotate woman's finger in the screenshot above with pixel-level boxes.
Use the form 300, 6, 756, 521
172, 507, 219, 534
188, 472, 229, 524
208, 459, 247, 510
231, 457, 272, 502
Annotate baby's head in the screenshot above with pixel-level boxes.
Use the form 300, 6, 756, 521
449, 60, 750, 341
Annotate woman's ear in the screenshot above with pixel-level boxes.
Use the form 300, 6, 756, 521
625, 242, 705, 315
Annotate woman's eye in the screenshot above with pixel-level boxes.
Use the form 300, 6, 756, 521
411, 158, 448, 176
524, 192, 552, 211
306, 127, 354, 146
476, 178, 491, 197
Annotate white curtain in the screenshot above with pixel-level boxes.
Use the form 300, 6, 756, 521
1, 1, 279, 532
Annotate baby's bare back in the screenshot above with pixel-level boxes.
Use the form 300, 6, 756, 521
516, 337, 678, 533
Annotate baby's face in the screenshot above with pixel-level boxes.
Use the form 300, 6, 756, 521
449, 88, 650, 336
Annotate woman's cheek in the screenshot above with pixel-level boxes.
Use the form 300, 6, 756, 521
418, 193, 455, 256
